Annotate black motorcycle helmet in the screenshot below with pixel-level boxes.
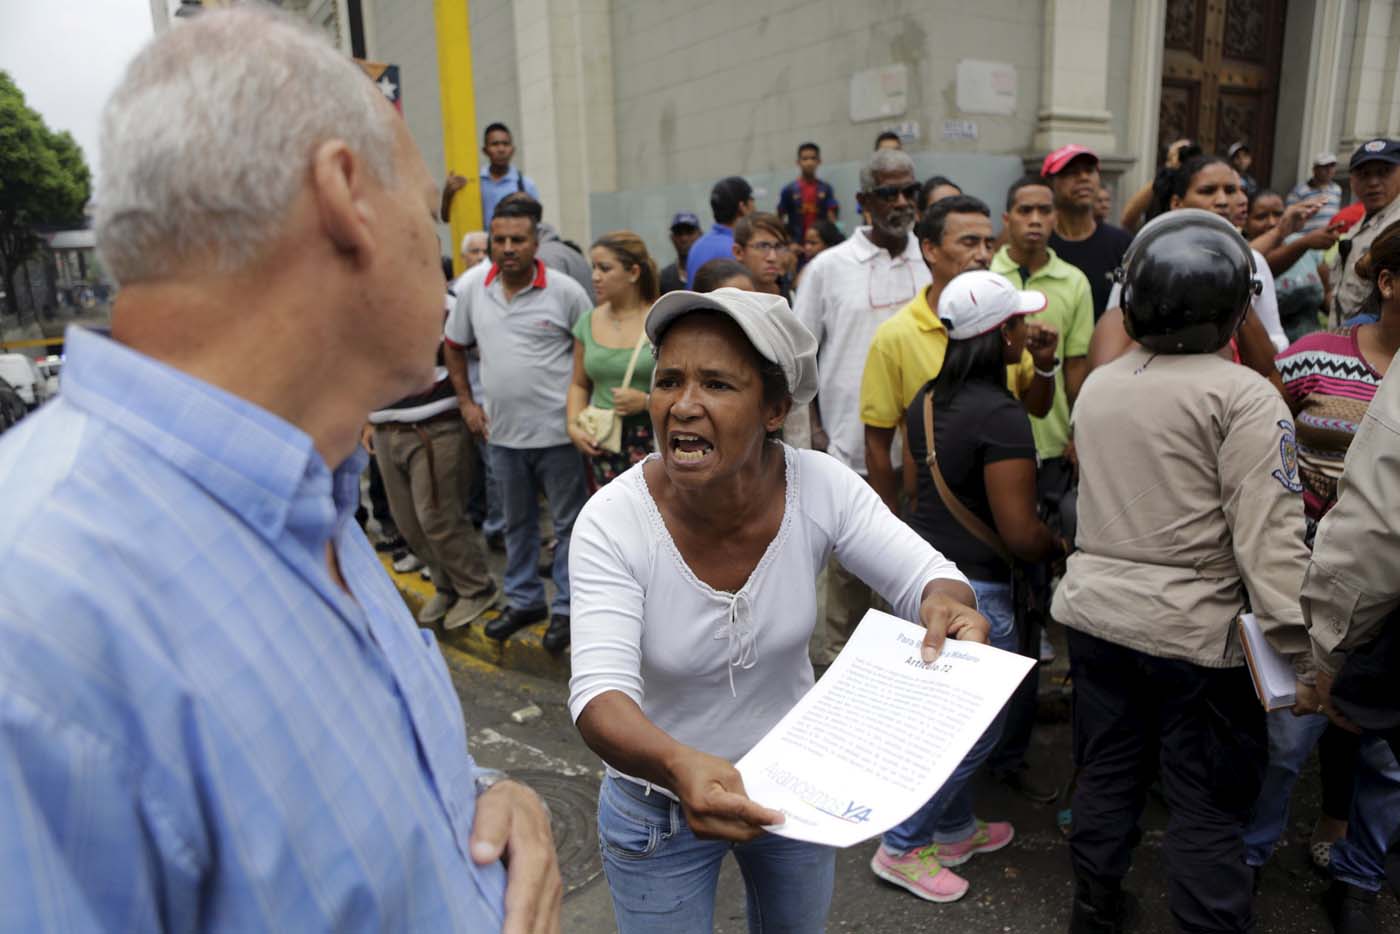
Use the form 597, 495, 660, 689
1116, 208, 1260, 354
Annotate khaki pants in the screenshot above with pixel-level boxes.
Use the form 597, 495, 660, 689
374, 416, 493, 599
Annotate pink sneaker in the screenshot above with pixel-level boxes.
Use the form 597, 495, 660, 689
869, 844, 970, 903
932, 819, 1015, 867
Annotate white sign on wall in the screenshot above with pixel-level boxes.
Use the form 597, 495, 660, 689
955, 60, 1017, 116
849, 64, 909, 123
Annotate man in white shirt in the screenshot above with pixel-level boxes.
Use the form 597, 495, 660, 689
794, 148, 930, 663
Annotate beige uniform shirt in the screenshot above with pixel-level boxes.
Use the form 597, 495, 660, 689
1328, 194, 1400, 324
1302, 348, 1400, 675
1052, 348, 1312, 671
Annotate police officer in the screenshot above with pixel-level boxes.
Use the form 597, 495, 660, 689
1051, 210, 1319, 933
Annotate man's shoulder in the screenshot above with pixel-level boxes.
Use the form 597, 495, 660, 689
0, 402, 90, 561
1098, 223, 1134, 249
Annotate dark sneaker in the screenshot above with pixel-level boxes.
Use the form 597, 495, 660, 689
992, 765, 1059, 805
484, 604, 548, 641
1323, 880, 1378, 934
542, 614, 570, 653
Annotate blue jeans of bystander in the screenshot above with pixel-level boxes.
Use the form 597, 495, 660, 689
489, 443, 587, 617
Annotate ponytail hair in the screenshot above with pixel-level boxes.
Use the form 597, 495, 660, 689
1355, 220, 1400, 283
592, 230, 659, 303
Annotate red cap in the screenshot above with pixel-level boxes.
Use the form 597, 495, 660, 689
1041, 144, 1099, 177
1328, 202, 1366, 234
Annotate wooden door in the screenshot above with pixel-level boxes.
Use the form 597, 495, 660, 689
1158, 0, 1288, 181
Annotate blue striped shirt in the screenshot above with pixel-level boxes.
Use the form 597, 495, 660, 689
0, 328, 506, 932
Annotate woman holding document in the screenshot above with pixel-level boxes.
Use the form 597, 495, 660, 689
566, 287, 989, 933
1050, 210, 1317, 934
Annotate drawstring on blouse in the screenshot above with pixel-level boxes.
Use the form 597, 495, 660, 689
714, 590, 757, 697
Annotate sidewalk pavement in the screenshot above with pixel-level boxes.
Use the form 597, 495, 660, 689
380, 554, 572, 682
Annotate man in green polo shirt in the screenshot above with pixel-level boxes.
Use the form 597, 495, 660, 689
991, 176, 1093, 464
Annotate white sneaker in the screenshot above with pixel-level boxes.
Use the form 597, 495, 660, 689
1039, 631, 1056, 663
393, 551, 425, 573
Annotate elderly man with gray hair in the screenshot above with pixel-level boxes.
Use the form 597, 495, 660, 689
0, 8, 559, 934
793, 147, 930, 665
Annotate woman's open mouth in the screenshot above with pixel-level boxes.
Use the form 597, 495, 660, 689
669, 432, 715, 464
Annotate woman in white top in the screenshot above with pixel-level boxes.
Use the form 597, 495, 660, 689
567, 287, 989, 933
1089, 154, 1289, 371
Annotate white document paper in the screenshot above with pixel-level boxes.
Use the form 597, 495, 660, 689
735, 609, 1035, 848
1237, 612, 1297, 711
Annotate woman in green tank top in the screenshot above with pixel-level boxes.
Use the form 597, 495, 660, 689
567, 231, 660, 486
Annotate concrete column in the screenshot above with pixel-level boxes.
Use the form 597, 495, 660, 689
1122, 0, 1166, 196
1032, 0, 1120, 155
1297, 0, 1351, 181
1339, 0, 1395, 152
512, 0, 615, 241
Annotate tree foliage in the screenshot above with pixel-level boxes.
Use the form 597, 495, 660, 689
0, 70, 92, 317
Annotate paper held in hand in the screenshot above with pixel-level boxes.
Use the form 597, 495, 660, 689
734, 609, 1034, 849
1237, 612, 1297, 711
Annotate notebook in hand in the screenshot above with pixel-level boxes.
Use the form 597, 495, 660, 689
1237, 613, 1297, 711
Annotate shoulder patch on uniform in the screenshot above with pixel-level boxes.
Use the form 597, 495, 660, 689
1271, 419, 1304, 493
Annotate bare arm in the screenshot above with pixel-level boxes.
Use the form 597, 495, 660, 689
864, 424, 899, 513
984, 458, 1065, 563
1265, 226, 1340, 277
1235, 309, 1289, 404
565, 339, 602, 456
1088, 306, 1135, 372
444, 341, 489, 437
1064, 356, 1088, 408
1120, 182, 1154, 231
575, 693, 783, 842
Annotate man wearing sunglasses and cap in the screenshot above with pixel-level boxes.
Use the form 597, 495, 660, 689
794, 147, 933, 665
1328, 138, 1400, 326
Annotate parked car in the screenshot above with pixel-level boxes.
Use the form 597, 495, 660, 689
0, 353, 41, 408
0, 379, 26, 434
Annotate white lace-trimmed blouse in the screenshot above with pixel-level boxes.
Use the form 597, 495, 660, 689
567, 443, 969, 787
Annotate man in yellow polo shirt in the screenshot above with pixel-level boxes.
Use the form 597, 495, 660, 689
861, 195, 1055, 514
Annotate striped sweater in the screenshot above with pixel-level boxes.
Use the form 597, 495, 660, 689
1276, 326, 1385, 519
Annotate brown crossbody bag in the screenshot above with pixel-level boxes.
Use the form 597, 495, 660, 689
920, 390, 1014, 564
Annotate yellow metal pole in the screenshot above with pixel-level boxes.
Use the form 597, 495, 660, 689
434, 0, 481, 276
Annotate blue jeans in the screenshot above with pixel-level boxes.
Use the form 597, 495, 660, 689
480, 442, 505, 538
489, 443, 587, 617
1243, 709, 1331, 866
1332, 736, 1400, 892
882, 578, 1017, 852
597, 776, 834, 933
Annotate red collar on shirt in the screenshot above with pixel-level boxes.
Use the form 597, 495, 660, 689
484, 259, 548, 289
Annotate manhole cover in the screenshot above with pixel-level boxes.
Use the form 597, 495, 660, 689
507, 769, 603, 895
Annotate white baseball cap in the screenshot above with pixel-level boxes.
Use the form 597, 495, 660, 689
645, 288, 819, 404
1314, 151, 1338, 166
937, 270, 1046, 339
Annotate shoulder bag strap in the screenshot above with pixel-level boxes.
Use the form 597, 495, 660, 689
619, 327, 649, 391
922, 390, 1013, 565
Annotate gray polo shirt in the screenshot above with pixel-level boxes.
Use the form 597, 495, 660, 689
445, 259, 591, 449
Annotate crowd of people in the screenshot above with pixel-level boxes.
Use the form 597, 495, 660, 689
2, 7, 1399, 934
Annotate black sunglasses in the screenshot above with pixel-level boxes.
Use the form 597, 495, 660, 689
868, 183, 922, 204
